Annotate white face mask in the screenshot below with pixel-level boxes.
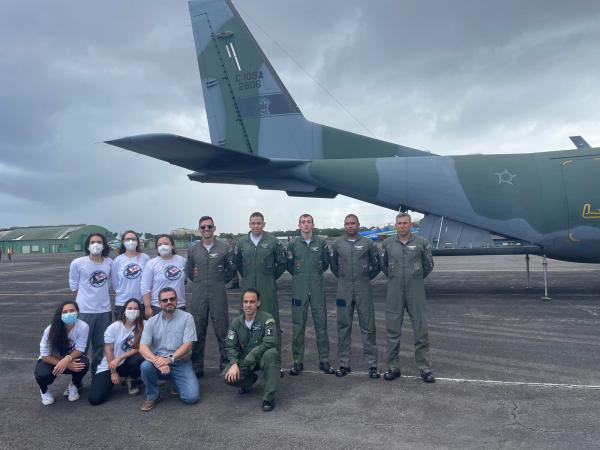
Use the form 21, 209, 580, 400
158, 244, 172, 256
125, 310, 139, 321
124, 240, 137, 252
88, 242, 104, 255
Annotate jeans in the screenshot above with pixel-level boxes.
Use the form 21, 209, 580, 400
140, 359, 199, 404
79, 311, 113, 374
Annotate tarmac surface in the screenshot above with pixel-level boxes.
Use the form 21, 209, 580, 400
1, 252, 599, 449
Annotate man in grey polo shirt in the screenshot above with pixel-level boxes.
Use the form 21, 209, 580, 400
139, 287, 199, 411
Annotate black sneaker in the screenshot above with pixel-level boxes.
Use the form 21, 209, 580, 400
383, 368, 401, 381
239, 373, 258, 394
368, 367, 381, 379
289, 363, 304, 376
335, 366, 351, 377
421, 371, 435, 383
319, 362, 335, 374
262, 400, 275, 412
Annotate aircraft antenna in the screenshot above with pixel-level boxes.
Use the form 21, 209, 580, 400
236, 4, 377, 138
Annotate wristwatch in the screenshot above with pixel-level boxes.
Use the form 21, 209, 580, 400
168, 355, 175, 365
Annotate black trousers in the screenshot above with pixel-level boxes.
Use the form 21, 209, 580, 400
34, 356, 90, 393
88, 353, 144, 405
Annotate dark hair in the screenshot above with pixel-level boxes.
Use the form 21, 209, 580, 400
198, 216, 214, 225
48, 301, 79, 357
242, 287, 260, 301
121, 298, 144, 348
119, 230, 142, 255
84, 233, 110, 257
344, 214, 359, 224
249, 212, 264, 221
155, 234, 176, 255
158, 287, 177, 300
298, 214, 313, 224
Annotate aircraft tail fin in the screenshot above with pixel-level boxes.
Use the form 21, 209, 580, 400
189, 0, 306, 156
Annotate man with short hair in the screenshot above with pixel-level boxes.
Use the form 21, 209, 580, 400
235, 212, 287, 364
139, 287, 200, 411
223, 288, 280, 411
186, 216, 236, 377
287, 214, 335, 376
382, 213, 435, 383
330, 214, 381, 379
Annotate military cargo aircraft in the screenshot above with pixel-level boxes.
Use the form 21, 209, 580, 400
107, 0, 600, 267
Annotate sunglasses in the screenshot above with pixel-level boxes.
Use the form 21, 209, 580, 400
200, 225, 214, 230
159, 297, 177, 303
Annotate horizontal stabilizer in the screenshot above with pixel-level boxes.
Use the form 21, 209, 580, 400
105, 133, 270, 172
569, 135, 591, 150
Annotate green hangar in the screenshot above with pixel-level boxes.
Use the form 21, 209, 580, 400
0, 225, 112, 255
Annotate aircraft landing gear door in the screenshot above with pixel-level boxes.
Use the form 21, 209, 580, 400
561, 157, 600, 242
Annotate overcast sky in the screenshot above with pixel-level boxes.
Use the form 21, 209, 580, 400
1, 0, 599, 235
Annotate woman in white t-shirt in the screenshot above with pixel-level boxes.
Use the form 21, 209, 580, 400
68, 233, 113, 375
88, 298, 146, 405
111, 230, 150, 319
34, 301, 90, 405
141, 234, 187, 318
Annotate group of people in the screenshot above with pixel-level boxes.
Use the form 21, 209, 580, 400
34, 211, 435, 412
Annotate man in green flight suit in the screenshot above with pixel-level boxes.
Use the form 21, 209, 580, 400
287, 214, 335, 376
235, 212, 287, 364
223, 288, 280, 411
382, 212, 435, 383
185, 216, 236, 377
330, 214, 381, 379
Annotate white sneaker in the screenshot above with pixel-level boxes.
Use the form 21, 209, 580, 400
40, 389, 55, 406
67, 382, 79, 402
126, 377, 140, 396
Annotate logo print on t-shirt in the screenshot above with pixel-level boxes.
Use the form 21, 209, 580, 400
165, 265, 182, 280
124, 263, 142, 279
90, 270, 108, 287
121, 331, 135, 352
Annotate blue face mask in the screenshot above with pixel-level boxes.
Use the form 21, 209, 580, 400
61, 312, 78, 325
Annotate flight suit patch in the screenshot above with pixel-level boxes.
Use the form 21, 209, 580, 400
266, 327, 274, 336
227, 330, 235, 340
310, 246, 320, 252
260, 243, 270, 249
209, 252, 219, 258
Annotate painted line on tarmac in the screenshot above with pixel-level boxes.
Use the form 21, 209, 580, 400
0, 356, 36, 361
0, 265, 69, 275
432, 376, 600, 390
0, 293, 72, 297
293, 369, 600, 390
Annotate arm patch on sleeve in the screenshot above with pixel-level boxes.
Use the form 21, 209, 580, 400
266, 327, 274, 336
227, 330, 235, 340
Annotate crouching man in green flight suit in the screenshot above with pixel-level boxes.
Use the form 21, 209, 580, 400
287, 214, 335, 376
185, 216, 236, 377
235, 212, 287, 365
382, 212, 435, 383
223, 288, 280, 412
330, 214, 382, 379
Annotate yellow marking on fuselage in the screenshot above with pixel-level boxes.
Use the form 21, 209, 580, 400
582, 203, 600, 219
